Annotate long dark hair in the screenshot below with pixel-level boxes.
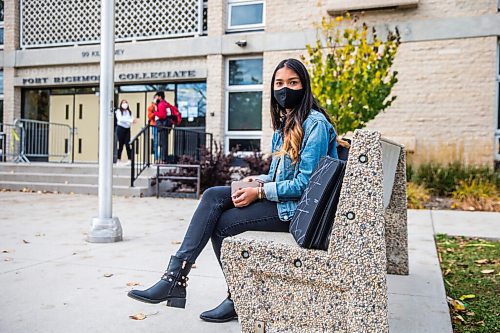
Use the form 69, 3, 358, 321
270, 58, 332, 163
119, 99, 131, 115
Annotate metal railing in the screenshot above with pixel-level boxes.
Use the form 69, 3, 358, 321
18, 119, 72, 162
130, 125, 151, 187
0, 119, 72, 163
0, 121, 27, 162
130, 125, 213, 187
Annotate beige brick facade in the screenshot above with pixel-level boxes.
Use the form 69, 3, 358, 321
1, 0, 499, 165
365, 37, 497, 165
205, 54, 226, 146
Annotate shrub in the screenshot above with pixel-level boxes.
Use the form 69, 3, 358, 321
408, 162, 499, 197
452, 179, 500, 212
241, 151, 272, 178
303, 14, 400, 134
406, 182, 430, 209
167, 145, 272, 193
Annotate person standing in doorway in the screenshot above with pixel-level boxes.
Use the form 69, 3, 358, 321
115, 99, 134, 165
153, 91, 169, 163
147, 98, 159, 162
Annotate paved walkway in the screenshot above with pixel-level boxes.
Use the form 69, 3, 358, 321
0, 192, 497, 332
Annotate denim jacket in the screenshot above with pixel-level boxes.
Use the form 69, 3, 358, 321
257, 110, 338, 221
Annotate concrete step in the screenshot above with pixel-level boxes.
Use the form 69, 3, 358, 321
0, 162, 156, 177
0, 181, 153, 197
0, 171, 151, 187
0, 162, 157, 196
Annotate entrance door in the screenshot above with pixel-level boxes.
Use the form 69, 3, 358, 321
49, 94, 100, 162
74, 94, 99, 162
49, 95, 73, 162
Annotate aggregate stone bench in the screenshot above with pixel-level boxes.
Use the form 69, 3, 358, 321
221, 130, 408, 333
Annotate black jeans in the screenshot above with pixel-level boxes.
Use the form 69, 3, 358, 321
116, 125, 131, 160
175, 186, 289, 266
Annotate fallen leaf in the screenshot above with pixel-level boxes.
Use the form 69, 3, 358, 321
126, 282, 140, 286
448, 298, 466, 311
480, 269, 494, 274
129, 313, 147, 320
443, 269, 451, 276
459, 294, 475, 301
453, 315, 465, 323
171, 241, 181, 245
22, 240, 30, 244
2, 249, 10, 253
191, 264, 197, 269
4, 258, 13, 262
103, 273, 114, 278
474, 259, 488, 264
466, 311, 475, 316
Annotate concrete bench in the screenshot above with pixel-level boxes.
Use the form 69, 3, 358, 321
221, 129, 408, 333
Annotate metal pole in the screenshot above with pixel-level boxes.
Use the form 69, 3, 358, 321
88, 0, 122, 243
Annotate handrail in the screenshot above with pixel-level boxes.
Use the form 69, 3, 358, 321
129, 124, 214, 187
130, 125, 151, 187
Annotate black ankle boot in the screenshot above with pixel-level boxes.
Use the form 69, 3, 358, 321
199, 293, 238, 323
127, 256, 192, 308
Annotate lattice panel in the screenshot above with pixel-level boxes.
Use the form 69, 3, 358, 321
21, 0, 202, 48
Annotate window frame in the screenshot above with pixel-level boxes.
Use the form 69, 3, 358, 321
495, 39, 500, 163
225, 56, 264, 154
0, 20, 4, 49
227, 0, 265, 32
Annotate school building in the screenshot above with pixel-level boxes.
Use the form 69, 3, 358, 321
1, 0, 499, 166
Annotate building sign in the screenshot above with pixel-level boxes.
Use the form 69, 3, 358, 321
15, 69, 207, 86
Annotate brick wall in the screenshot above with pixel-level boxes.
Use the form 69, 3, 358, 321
205, 55, 225, 146
265, 0, 497, 33
365, 37, 497, 165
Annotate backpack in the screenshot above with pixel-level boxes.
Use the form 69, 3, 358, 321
166, 103, 182, 126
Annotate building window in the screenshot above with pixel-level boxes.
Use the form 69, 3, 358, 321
0, 70, 3, 95
177, 82, 207, 128
227, 0, 265, 32
496, 39, 500, 166
226, 57, 263, 153
0, 0, 4, 47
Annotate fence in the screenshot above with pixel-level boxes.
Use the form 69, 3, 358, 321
130, 125, 213, 187
19, 119, 72, 162
0, 122, 27, 162
0, 119, 72, 163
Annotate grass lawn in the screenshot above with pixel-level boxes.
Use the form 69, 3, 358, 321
435, 234, 499, 333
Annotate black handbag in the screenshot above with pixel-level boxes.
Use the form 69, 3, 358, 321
289, 156, 346, 250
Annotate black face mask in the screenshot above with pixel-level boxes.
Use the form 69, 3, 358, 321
155, 99, 161, 105
273, 87, 304, 109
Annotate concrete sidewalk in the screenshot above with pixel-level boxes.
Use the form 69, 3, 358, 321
1, 192, 495, 332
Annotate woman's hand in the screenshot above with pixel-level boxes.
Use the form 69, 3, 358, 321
232, 187, 259, 208
337, 137, 351, 148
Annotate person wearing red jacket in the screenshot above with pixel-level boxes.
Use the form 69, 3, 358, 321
147, 99, 159, 162
154, 91, 171, 163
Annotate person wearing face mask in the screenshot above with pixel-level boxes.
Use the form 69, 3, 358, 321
115, 99, 134, 165
128, 58, 344, 323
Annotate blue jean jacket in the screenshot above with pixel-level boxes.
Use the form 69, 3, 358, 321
257, 110, 338, 221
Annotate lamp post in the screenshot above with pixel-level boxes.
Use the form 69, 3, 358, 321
87, 0, 122, 243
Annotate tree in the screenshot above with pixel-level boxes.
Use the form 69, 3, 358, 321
303, 15, 400, 135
